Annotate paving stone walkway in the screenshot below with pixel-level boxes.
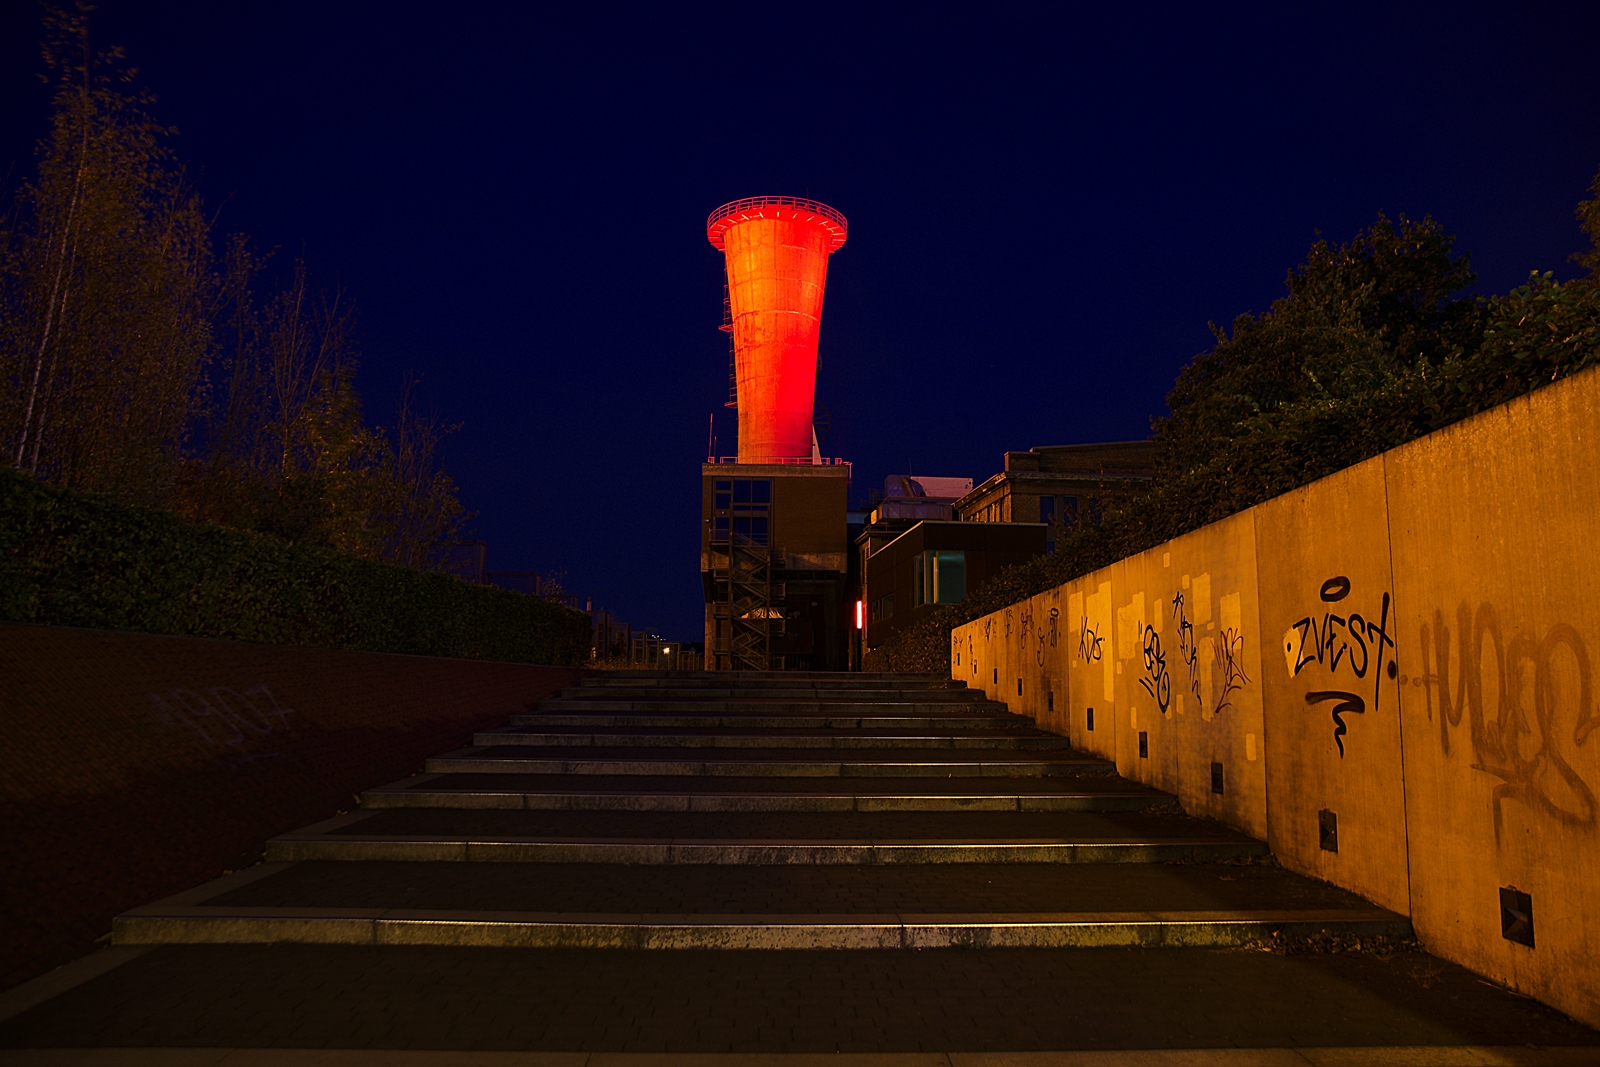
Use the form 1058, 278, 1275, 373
2, 670, 1595, 1059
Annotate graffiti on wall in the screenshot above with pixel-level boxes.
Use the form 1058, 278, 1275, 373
1416, 602, 1596, 841
1213, 626, 1250, 715
1171, 592, 1202, 708
150, 683, 296, 757
1037, 606, 1059, 666
1139, 623, 1172, 714
1079, 616, 1104, 665
1283, 576, 1396, 756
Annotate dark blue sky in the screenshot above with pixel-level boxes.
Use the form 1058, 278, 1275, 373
3, 2, 1598, 640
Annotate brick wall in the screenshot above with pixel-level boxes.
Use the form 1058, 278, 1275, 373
0, 623, 583, 988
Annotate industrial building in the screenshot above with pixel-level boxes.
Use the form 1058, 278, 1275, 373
698, 197, 853, 671
858, 518, 1045, 653
955, 440, 1157, 550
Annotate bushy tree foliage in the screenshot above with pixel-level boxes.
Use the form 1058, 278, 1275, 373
0, 6, 467, 568
0, 5, 212, 501
1155, 213, 1484, 473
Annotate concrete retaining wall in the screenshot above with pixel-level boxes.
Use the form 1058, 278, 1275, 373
0, 624, 582, 988
953, 364, 1600, 1029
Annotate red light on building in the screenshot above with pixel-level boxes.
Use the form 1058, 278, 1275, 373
708, 197, 847, 462
855, 599, 864, 630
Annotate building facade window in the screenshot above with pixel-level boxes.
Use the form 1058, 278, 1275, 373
913, 550, 966, 606
872, 593, 894, 621
711, 478, 771, 545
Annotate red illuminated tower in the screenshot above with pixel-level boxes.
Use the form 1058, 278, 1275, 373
707, 197, 848, 462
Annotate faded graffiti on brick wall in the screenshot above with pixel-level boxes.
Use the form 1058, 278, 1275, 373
1283, 576, 1396, 757
1416, 602, 1597, 842
150, 683, 296, 759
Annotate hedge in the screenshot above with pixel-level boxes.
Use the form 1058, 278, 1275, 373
0, 467, 591, 665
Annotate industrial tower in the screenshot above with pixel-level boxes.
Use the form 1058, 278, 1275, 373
701, 198, 852, 671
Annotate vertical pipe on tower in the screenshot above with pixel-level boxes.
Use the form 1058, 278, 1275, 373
707, 197, 847, 462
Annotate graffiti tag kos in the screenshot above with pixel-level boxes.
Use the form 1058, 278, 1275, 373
1283, 576, 1396, 757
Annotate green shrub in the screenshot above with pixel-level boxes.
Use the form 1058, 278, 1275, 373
0, 467, 590, 665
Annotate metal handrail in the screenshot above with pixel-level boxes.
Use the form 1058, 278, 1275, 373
708, 196, 847, 232
706, 196, 848, 250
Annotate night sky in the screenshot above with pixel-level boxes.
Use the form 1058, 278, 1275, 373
3, 3, 1598, 641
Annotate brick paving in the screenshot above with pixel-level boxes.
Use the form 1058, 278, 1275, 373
3, 945, 1597, 1052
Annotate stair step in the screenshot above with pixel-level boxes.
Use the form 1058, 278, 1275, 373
473, 729, 1076, 750
508, 713, 1023, 729
115, 906, 1408, 951
537, 699, 1006, 713
265, 808, 1266, 864
424, 746, 1114, 778
362, 772, 1173, 812
113, 861, 1410, 950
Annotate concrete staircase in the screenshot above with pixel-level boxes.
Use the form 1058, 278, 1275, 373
113, 671, 1410, 951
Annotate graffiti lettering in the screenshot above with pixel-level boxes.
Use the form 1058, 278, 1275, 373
1037, 607, 1059, 666
1138, 624, 1172, 714
1305, 690, 1365, 757
1213, 627, 1250, 715
1079, 617, 1104, 664
1418, 603, 1596, 841
1285, 576, 1395, 753
1170, 592, 1202, 707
